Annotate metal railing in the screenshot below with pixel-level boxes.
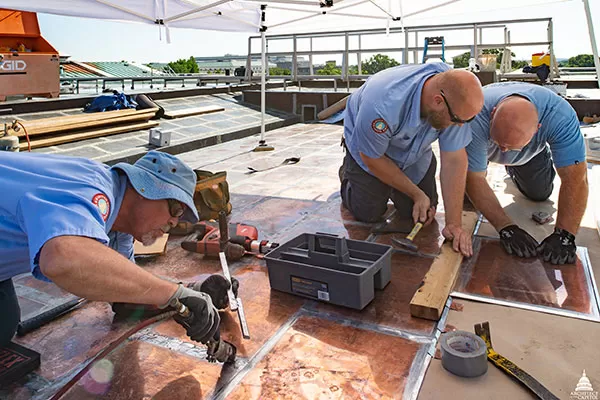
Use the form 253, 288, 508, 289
59, 75, 250, 94
247, 17, 558, 83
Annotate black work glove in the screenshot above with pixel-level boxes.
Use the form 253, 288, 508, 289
167, 284, 220, 344
187, 275, 239, 310
537, 228, 577, 265
499, 225, 539, 258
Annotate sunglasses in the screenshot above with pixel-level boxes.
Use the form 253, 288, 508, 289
167, 199, 185, 218
440, 90, 476, 124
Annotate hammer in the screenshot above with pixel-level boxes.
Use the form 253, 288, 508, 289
391, 222, 423, 252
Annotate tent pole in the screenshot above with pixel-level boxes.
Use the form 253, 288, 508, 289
582, 0, 600, 88
253, 5, 274, 152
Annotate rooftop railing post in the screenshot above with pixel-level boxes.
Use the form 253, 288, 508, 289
292, 34, 298, 81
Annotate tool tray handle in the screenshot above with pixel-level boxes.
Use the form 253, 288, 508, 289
308, 232, 350, 264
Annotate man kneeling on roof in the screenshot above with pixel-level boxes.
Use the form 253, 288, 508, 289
0, 150, 234, 347
339, 63, 484, 257
465, 82, 587, 265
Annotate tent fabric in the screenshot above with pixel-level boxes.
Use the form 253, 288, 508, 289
0, 0, 262, 32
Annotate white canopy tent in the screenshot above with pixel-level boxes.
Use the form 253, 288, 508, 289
1, 0, 599, 148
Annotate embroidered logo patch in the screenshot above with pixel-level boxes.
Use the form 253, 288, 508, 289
371, 118, 388, 134
92, 193, 110, 221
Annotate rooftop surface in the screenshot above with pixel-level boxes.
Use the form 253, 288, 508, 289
1, 91, 600, 399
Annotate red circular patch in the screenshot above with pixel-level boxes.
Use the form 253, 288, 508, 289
371, 118, 388, 134
92, 193, 110, 221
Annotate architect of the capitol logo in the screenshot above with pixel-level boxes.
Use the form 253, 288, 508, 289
570, 370, 598, 400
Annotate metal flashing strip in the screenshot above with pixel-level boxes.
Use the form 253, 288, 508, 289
450, 288, 600, 324
300, 306, 435, 344
404, 349, 433, 400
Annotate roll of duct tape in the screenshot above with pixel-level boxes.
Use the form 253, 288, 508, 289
440, 330, 488, 378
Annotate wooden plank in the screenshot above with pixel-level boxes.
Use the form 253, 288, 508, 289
409, 211, 480, 321
163, 105, 224, 119
22, 121, 159, 150
15, 108, 141, 131
317, 96, 348, 120
133, 234, 169, 256
14, 109, 157, 137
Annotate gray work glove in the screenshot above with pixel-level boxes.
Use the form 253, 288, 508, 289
188, 275, 239, 310
166, 284, 220, 344
499, 224, 539, 258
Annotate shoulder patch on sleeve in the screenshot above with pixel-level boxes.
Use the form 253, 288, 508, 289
92, 193, 111, 221
371, 118, 389, 134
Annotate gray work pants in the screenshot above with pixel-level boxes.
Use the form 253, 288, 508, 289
340, 151, 438, 223
0, 279, 20, 347
506, 147, 556, 202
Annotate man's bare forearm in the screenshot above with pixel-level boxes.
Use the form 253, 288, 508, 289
360, 152, 422, 199
39, 236, 177, 306
556, 163, 588, 234
466, 171, 513, 231
440, 149, 468, 226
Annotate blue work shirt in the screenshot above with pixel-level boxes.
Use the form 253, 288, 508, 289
343, 63, 472, 183
467, 82, 586, 172
0, 152, 134, 283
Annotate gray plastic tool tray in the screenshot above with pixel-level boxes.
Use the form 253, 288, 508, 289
264, 232, 393, 310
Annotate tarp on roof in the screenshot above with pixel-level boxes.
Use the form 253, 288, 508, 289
0, 0, 262, 33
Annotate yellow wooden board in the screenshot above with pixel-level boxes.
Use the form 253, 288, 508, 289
22, 121, 159, 150
409, 211, 480, 321
133, 233, 169, 256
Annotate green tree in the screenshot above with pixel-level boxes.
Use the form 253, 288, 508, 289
361, 54, 399, 74
348, 65, 359, 74
167, 56, 199, 74
452, 52, 471, 68
269, 67, 291, 75
563, 54, 594, 67
317, 61, 342, 75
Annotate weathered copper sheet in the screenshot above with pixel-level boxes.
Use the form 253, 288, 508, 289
374, 213, 446, 257
59, 341, 233, 400
227, 316, 422, 399
454, 237, 597, 316
12, 302, 137, 382
314, 253, 437, 335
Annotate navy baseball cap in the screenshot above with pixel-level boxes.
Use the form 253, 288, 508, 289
111, 151, 199, 223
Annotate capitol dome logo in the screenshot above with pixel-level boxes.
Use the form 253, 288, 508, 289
570, 370, 598, 400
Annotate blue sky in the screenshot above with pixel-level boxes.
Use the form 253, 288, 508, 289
37, 0, 599, 64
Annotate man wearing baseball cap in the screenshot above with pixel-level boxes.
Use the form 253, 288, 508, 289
0, 150, 225, 348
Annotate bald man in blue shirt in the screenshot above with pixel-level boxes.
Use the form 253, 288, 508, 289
0, 151, 228, 348
465, 82, 587, 265
340, 63, 484, 256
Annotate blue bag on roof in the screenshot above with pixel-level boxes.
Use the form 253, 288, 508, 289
84, 91, 138, 113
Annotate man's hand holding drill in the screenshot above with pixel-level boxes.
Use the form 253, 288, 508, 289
166, 284, 220, 344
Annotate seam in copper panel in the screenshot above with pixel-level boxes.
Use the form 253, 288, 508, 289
130, 330, 226, 361
449, 291, 600, 322
404, 350, 433, 400
581, 247, 600, 315
299, 307, 435, 344
212, 309, 303, 400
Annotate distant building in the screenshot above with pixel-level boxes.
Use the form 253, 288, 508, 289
271, 56, 311, 75
194, 55, 275, 75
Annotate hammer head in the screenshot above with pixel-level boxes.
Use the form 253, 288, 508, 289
391, 237, 419, 252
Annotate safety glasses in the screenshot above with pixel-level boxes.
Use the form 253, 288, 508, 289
440, 90, 476, 124
167, 199, 185, 218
